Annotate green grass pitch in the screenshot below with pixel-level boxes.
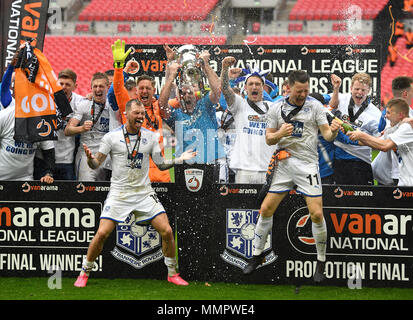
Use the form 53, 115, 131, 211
0, 277, 412, 300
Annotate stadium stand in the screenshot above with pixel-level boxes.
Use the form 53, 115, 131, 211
43, 0, 408, 99
43, 35, 227, 96
381, 36, 413, 104
245, 35, 373, 45
78, 0, 220, 21
288, 0, 389, 20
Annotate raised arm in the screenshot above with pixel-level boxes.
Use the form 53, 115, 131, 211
328, 74, 342, 109
265, 124, 294, 146
64, 117, 92, 136
199, 50, 221, 104
220, 56, 237, 108
159, 61, 180, 119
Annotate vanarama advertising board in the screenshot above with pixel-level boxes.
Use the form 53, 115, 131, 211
0, 180, 412, 288
125, 44, 381, 105
0, 181, 171, 279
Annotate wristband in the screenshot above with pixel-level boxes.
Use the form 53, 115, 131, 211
113, 62, 124, 69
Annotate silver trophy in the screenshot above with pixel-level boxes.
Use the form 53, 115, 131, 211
176, 44, 203, 88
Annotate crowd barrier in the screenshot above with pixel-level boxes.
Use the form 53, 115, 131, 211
0, 170, 412, 288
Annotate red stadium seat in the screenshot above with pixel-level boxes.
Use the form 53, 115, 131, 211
75, 24, 89, 33
78, 0, 219, 21
252, 22, 260, 33
43, 35, 227, 96
289, 0, 388, 21
117, 24, 131, 32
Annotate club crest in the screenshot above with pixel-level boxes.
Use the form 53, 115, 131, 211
184, 168, 204, 192
111, 213, 163, 269
221, 209, 277, 270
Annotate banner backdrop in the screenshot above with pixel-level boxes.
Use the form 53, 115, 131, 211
0, 180, 412, 288
0, 181, 172, 279
1, 0, 50, 77
180, 183, 413, 288
125, 44, 381, 105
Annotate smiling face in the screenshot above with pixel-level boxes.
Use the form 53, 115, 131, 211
350, 80, 370, 106
385, 106, 402, 127
91, 78, 108, 104
385, 98, 410, 127
245, 76, 264, 102
137, 79, 155, 106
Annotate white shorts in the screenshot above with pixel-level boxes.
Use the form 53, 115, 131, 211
269, 157, 322, 197
101, 189, 165, 224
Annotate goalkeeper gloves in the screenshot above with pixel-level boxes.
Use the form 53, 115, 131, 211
111, 39, 132, 69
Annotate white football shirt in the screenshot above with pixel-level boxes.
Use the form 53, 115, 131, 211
267, 96, 328, 164
388, 122, 413, 186
54, 92, 84, 164
99, 125, 161, 193
0, 106, 54, 180
72, 98, 114, 152
227, 94, 276, 172
333, 93, 382, 163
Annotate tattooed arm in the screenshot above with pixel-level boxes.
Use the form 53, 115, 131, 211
220, 56, 237, 108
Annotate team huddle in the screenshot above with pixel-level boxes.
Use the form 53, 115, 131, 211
1, 40, 413, 287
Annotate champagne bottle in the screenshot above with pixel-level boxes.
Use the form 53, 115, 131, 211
340, 121, 354, 132
326, 110, 354, 132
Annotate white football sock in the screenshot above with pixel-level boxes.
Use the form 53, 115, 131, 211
312, 218, 327, 262
80, 259, 94, 276
164, 256, 177, 276
252, 215, 273, 256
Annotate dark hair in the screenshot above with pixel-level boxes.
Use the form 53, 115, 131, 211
104, 69, 114, 76
392, 76, 413, 97
288, 70, 309, 86
309, 92, 325, 105
58, 68, 77, 83
246, 74, 264, 85
125, 79, 137, 91
136, 74, 155, 87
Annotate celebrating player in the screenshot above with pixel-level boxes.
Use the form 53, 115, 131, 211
347, 98, 413, 187
243, 70, 341, 283
220, 56, 277, 184
74, 99, 196, 287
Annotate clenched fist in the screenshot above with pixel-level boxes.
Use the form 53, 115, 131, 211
222, 56, 236, 68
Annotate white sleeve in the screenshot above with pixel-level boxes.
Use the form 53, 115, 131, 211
98, 132, 112, 155
389, 123, 413, 146
315, 103, 329, 126
72, 100, 89, 121
109, 108, 122, 131
227, 93, 243, 114
266, 102, 280, 129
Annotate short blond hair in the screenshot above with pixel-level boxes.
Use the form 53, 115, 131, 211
351, 73, 372, 88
